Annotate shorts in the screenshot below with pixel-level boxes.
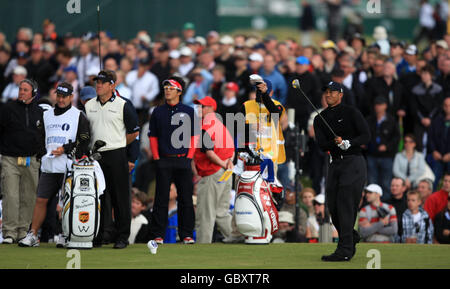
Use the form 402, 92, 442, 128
36, 173, 65, 199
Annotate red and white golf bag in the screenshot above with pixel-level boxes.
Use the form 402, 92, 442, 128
234, 150, 284, 244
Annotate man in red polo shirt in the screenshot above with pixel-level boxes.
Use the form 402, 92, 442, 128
193, 96, 235, 243
424, 172, 450, 223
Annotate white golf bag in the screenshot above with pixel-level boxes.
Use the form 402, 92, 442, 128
62, 140, 106, 249
234, 149, 283, 244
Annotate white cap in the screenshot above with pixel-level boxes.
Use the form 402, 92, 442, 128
138, 34, 151, 46
365, 184, 383, 197
278, 211, 294, 224
373, 26, 388, 40
314, 194, 325, 205
180, 46, 193, 57
169, 49, 180, 59
405, 44, 417, 55
249, 52, 263, 62
195, 36, 206, 46
436, 40, 449, 50
13, 65, 27, 76
220, 35, 234, 45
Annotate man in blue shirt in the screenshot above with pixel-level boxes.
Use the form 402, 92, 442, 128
259, 53, 288, 105
148, 76, 199, 244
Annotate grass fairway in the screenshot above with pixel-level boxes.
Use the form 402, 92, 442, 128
1, 243, 449, 269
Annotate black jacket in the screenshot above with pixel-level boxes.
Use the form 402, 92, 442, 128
0, 99, 43, 157
366, 113, 400, 158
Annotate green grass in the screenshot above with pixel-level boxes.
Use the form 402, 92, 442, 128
1, 243, 449, 269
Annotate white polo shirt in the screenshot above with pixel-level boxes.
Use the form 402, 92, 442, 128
85, 94, 139, 152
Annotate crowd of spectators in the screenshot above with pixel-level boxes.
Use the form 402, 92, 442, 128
0, 15, 449, 245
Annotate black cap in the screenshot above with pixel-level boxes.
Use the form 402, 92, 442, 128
56, 82, 74, 96
325, 81, 343, 93
374, 96, 388, 105
93, 70, 116, 84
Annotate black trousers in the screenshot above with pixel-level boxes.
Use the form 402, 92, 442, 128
149, 157, 194, 240
97, 148, 131, 243
326, 154, 366, 256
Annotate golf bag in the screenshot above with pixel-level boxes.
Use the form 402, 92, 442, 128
62, 140, 106, 249
234, 148, 284, 244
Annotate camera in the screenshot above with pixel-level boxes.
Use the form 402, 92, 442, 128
376, 206, 389, 218
249, 74, 264, 86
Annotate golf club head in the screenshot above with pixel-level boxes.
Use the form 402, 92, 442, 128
292, 79, 301, 89
92, 140, 106, 153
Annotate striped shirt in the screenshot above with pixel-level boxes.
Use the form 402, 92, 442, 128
359, 203, 398, 243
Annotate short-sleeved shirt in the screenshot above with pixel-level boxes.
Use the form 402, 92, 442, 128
85, 94, 139, 152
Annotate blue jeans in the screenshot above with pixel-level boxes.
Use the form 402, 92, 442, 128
367, 156, 393, 201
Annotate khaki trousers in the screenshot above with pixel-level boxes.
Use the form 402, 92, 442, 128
1, 156, 39, 240
195, 168, 233, 243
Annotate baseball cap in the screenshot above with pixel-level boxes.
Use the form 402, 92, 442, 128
249, 52, 263, 62
219, 35, 234, 45
169, 50, 181, 59
405, 44, 418, 55
13, 65, 27, 76
278, 211, 294, 224
314, 194, 325, 205
93, 70, 116, 84
436, 40, 449, 50
351, 33, 366, 46
63, 65, 77, 74
183, 22, 195, 30
374, 96, 388, 105
321, 40, 338, 51
225, 82, 239, 93
56, 82, 74, 96
365, 184, 383, 197
296, 56, 310, 65
325, 81, 343, 93
180, 46, 193, 57
194, 96, 217, 111
80, 86, 97, 101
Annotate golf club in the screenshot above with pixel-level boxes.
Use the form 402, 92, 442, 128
291, 79, 337, 138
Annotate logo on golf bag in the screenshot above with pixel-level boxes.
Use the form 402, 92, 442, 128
80, 178, 89, 190
79, 211, 89, 223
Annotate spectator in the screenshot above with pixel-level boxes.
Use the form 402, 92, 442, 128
338, 53, 367, 115
401, 190, 433, 244
410, 64, 444, 152
398, 45, 418, 76
306, 194, 338, 241
320, 40, 339, 76
393, 134, 429, 189
62, 66, 79, 107
324, 0, 342, 42
209, 65, 226, 103
414, 0, 436, 44
25, 44, 54, 97
2, 65, 27, 103
0, 79, 42, 244
389, 40, 407, 76
428, 97, 450, 189
125, 58, 160, 125
128, 190, 151, 244
366, 96, 400, 195
259, 53, 288, 105
359, 184, 398, 243
183, 67, 213, 107
273, 211, 305, 243
193, 96, 234, 243
417, 178, 434, 204
299, 1, 315, 46
182, 22, 196, 42
386, 177, 408, 240
433, 195, 450, 244
286, 56, 321, 131
372, 26, 390, 56
248, 52, 264, 74
178, 47, 195, 77
217, 82, 240, 124
75, 40, 100, 88
435, 55, 450, 99
85, 70, 139, 249
279, 185, 308, 241
231, 51, 251, 104
424, 172, 450, 223
0, 45, 12, 95
301, 187, 316, 217
115, 70, 132, 100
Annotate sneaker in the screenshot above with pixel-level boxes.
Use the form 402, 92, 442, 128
56, 234, 66, 248
2, 236, 15, 244
154, 237, 164, 244
183, 237, 195, 244
18, 231, 39, 247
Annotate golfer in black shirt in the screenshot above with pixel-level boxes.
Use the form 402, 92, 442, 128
313, 82, 371, 261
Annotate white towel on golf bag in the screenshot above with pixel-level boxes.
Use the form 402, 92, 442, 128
66, 159, 106, 196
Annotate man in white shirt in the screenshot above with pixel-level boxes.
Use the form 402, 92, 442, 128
125, 58, 159, 125
2, 66, 27, 103
75, 41, 100, 88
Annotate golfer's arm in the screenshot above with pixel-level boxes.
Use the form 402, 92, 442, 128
126, 131, 139, 145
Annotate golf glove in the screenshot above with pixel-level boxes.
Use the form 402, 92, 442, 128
337, 140, 351, 151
